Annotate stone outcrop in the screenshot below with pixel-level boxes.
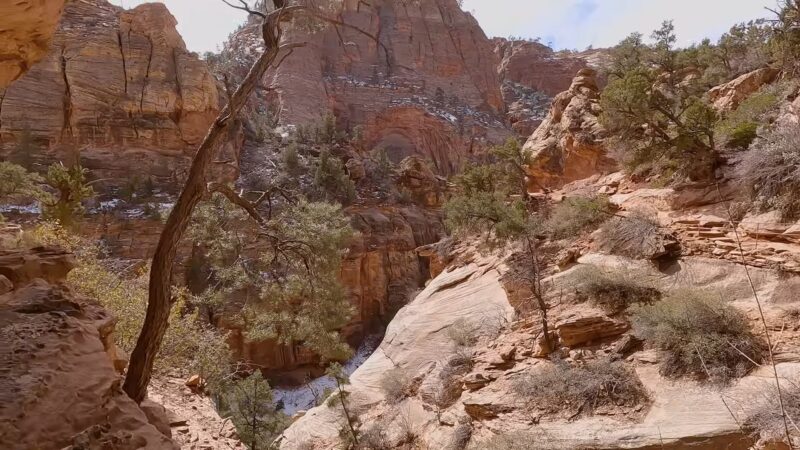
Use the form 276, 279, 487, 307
708, 67, 780, 112
0, 247, 177, 450
522, 68, 614, 190
0, 0, 66, 88
225, 0, 510, 175
0, 0, 223, 185
494, 39, 589, 135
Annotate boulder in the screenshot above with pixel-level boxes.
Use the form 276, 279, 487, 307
555, 314, 629, 347
708, 67, 780, 112
0, 275, 12, 295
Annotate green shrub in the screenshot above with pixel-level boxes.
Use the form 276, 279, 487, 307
716, 87, 781, 149
726, 122, 759, 150
41, 163, 95, 228
545, 196, 612, 239
632, 289, 764, 383
313, 149, 356, 204
281, 143, 302, 176
29, 223, 231, 387
576, 266, 661, 314
513, 358, 648, 416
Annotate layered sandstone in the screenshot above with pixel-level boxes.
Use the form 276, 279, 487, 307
0, 247, 177, 450
0, 0, 223, 185
523, 68, 614, 190
0, 0, 66, 88
224, 0, 510, 175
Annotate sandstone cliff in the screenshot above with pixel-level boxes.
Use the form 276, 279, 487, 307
223, 0, 510, 175
494, 39, 588, 136
0, 0, 224, 186
0, 0, 66, 88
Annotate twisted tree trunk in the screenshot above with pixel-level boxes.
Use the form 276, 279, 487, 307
123, 9, 292, 402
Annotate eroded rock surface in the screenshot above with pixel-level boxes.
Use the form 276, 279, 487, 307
0, 0, 66, 88
523, 68, 614, 190
0, 247, 177, 450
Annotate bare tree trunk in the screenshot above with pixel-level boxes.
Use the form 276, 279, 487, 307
123, 10, 292, 402
524, 235, 553, 353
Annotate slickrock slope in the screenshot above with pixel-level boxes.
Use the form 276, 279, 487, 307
226, 0, 510, 175
523, 68, 614, 190
494, 39, 589, 136
0, 0, 222, 184
0, 247, 178, 450
0, 0, 66, 88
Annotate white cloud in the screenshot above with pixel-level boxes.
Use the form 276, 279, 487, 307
110, 0, 246, 54
462, 0, 774, 50
109, 0, 775, 54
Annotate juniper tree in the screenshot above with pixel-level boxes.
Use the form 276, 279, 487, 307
41, 163, 95, 228
189, 193, 356, 361
600, 23, 719, 183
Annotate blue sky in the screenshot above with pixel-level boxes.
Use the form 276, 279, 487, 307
110, 0, 775, 54
461, 0, 774, 50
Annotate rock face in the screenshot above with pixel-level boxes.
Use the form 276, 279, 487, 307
708, 67, 779, 112
0, 0, 222, 184
522, 68, 614, 190
0, 0, 66, 88
226, 0, 510, 175
0, 247, 177, 450
494, 39, 589, 135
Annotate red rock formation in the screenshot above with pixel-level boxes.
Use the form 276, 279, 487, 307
494, 39, 590, 136
0, 0, 224, 185
0, 0, 66, 88
495, 39, 588, 97
224, 0, 511, 175
523, 68, 615, 190
0, 247, 177, 450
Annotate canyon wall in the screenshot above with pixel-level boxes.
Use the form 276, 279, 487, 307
225, 0, 511, 175
0, 0, 226, 186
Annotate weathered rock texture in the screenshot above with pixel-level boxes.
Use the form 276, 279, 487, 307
0, 0, 66, 88
0, 247, 177, 450
0, 0, 223, 184
494, 39, 589, 135
523, 68, 614, 190
708, 67, 780, 112
225, 0, 510, 175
